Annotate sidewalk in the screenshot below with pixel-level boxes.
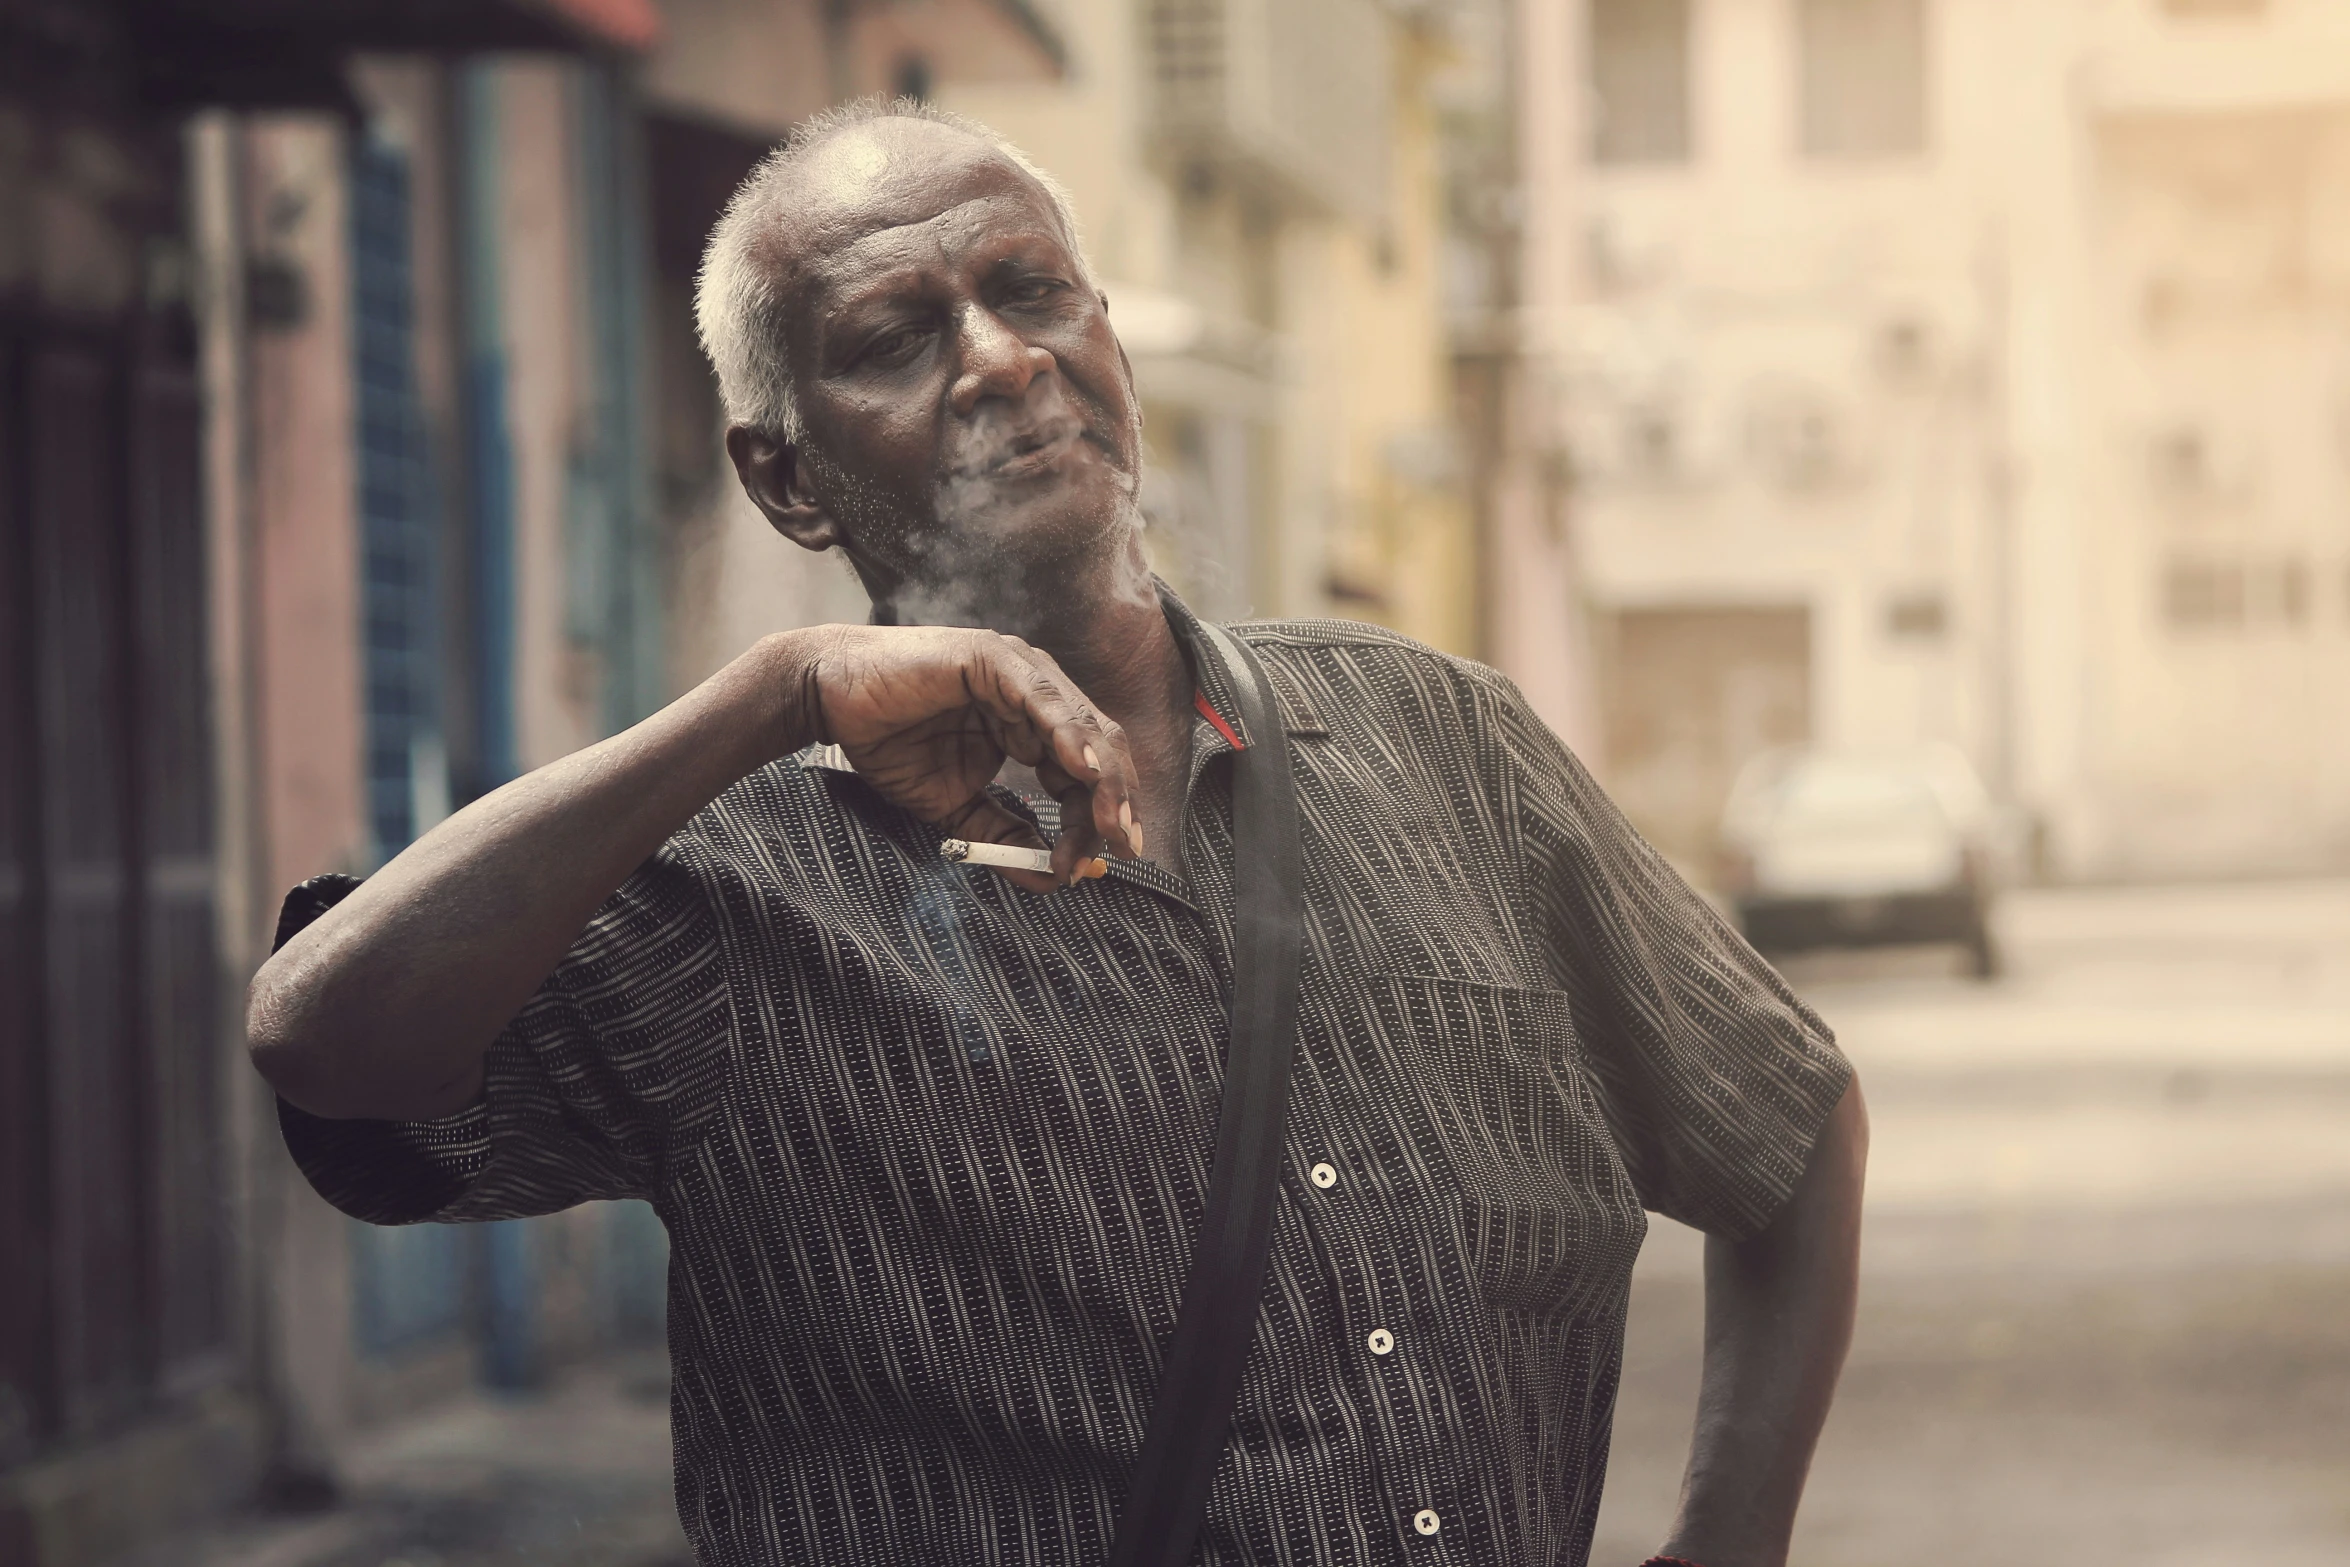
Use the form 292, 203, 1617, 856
144, 1356, 690, 1567
1592, 883, 2350, 1567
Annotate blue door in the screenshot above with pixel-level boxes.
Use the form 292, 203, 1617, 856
348, 125, 467, 1358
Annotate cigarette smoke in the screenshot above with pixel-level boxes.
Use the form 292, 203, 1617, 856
905, 861, 1001, 1064
801, 374, 1157, 639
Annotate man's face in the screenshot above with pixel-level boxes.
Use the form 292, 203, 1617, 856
767, 121, 1143, 621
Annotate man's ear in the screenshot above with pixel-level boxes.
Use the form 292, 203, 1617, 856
726, 425, 840, 553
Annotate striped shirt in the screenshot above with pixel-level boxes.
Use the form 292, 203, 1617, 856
278, 592, 1850, 1567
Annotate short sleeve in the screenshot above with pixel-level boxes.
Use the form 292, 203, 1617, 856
1482, 674, 1853, 1240
275, 844, 736, 1227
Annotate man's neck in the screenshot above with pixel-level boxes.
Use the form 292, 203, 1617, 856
891, 537, 1192, 739
1036, 590, 1192, 740
1018, 548, 1195, 858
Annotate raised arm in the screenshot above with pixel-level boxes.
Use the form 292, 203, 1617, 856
1654, 1077, 1868, 1567
248, 626, 1143, 1122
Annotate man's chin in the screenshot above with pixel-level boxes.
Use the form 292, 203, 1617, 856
937, 462, 1133, 551
894, 489, 1141, 631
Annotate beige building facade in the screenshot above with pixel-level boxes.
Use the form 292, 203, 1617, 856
1517, 0, 2350, 878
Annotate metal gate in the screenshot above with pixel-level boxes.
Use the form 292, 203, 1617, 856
0, 311, 228, 1453
347, 126, 469, 1359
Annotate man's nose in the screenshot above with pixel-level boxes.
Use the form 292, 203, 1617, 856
947, 304, 1056, 415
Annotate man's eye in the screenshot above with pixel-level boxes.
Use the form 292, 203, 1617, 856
1004, 278, 1065, 304
862, 326, 931, 364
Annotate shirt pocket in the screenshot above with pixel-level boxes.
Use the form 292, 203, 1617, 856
1295, 772, 1524, 988
1322, 969, 1648, 1320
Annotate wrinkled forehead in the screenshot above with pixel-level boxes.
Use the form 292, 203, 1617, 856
764, 122, 1078, 304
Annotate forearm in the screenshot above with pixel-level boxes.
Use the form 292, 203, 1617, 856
248, 631, 825, 1121
1659, 1079, 1868, 1567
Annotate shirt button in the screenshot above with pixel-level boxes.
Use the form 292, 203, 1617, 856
1413, 1508, 1441, 1536
1367, 1327, 1395, 1355
1309, 1162, 1338, 1189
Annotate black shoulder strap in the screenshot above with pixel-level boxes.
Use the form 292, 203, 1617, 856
1107, 623, 1305, 1567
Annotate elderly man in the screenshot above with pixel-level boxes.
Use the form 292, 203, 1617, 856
249, 101, 1864, 1567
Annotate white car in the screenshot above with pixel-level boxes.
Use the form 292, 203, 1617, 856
1716, 745, 2005, 977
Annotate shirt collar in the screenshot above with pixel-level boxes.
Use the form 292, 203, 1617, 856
1155, 581, 1328, 748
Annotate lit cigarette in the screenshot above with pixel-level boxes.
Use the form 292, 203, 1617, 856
941, 839, 1108, 879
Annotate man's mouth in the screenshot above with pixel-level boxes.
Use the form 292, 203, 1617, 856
983, 423, 1087, 480
958, 413, 1085, 481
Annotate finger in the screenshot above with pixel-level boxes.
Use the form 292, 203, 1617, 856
1035, 766, 1107, 882
962, 636, 1142, 856
1037, 756, 1129, 867
991, 638, 1103, 775
937, 791, 1047, 850
955, 634, 1072, 763
1002, 642, 1147, 859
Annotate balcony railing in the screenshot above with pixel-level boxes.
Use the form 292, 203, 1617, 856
1146, 0, 1392, 224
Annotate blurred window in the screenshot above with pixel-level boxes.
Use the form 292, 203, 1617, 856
1798, 0, 1927, 159
2167, 559, 2244, 628
1885, 591, 1948, 639
2163, 557, 2309, 631
350, 131, 444, 864
1591, 0, 1692, 166
348, 131, 469, 1357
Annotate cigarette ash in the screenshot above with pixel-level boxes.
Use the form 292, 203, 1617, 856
904, 857, 1004, 1065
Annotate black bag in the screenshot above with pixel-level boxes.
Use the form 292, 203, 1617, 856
1107, 623, 1305, 1567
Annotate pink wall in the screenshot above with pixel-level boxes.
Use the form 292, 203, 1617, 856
245, 119, 366, 897
1488, 454, 1603, 767
497, 63, 601, 773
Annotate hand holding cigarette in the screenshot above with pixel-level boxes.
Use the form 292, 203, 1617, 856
782, 625, 1146, 892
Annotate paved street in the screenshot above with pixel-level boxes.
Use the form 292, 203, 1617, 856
1594, 879, 2350, 1566
155, 1355, 693, 1567
170, 879, 2350, 1567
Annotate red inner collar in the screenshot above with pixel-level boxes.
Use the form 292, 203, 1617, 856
1192, 690, 1245, 751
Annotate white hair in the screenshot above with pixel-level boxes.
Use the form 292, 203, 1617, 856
693, 96, 1092, 442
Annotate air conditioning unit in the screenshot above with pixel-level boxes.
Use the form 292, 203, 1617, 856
1746, 380, 1858, 490
1558, 391, 1724, 489
1146, 0, 1392, 223
1616, 400, 1711, 486
2144, 420, 2257, 503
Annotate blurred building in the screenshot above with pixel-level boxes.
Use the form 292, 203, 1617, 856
1, 2, 1483, 1563
3, 9, 692, 1561
1516, 0, 2350, 879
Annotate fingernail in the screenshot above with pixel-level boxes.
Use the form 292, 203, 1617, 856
1083, 744, 1100, 774
1129, 820, 1146, 857
1119, 799, 1134, 834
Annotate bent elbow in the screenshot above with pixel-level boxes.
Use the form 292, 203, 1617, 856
246, 963, 363, 1118
246, 979, 482, 1123
245, 974, 330, 1113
